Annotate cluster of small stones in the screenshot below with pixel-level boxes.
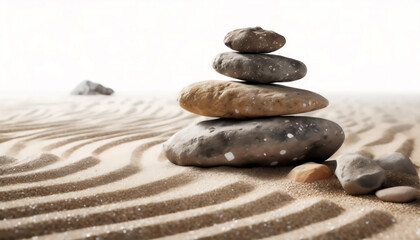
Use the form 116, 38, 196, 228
164, 27, 345, 169
335, 152, 419, 203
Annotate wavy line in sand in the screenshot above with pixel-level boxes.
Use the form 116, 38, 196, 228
42, 129, 149, 151
42, 118, 178, 152
0, 156, 16, 166
8, 113, 186, 157
0, 121, 72, 133
0, 182, 253, 239
60, 130, 153, 159
92, 131, 175, 156
343, 123, 375, 144
0, 173, 194, 220
86, 191, 294, 240
364, 124, 413, 147
0, 163, 138, 201
198, 200, 344, 240
0, 137, 168, 200
0, 156, 99, 187
308, 210, 395, 240
395, 138, 415, 158
0, 154, 59, 176
130, 138, 170, 164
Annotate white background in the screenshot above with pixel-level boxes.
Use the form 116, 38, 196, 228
1, 0, 420, 94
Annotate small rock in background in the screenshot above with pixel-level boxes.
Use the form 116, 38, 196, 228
335, 153, 386, 195
377, 152, 419, 187
376, 186, 419, 203
288, 162, 331, 183
377, 152, 418, 175
71, 80, 114, 95
224, 26, 286, 53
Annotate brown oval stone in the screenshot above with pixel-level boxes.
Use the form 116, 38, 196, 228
288, 162, 331, 183
178, 80, 328, 118
224, 26, 286, 53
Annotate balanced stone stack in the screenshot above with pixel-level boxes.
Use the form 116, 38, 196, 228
163, 27, 345, 167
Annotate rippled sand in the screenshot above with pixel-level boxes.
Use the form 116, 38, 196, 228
0, 93, 419, 239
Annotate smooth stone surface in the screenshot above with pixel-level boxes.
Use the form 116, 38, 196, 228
178, 80, 328, 118
224, 26, 286, 53
377, 152, 419, 187
288, 162, 331, 183
163, 116, 345, 167
71, 80, 114, 95
213, 52, 306, 83
376, 186, 419, 203
335, 153, 386, 195
377, 152, 418, 176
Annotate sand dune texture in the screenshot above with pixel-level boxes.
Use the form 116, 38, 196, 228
0, 94, 419, 240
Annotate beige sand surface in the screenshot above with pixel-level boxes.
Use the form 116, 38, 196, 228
0, 93, 419, 240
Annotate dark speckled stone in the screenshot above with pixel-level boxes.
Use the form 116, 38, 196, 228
224, 26, 286, 53
163, 116, 345, 167
213, 52, 307, 83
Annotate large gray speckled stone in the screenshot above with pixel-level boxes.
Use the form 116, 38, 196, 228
224, 26, 286, 53
376, 186, 419, 203
335, 153, 386, 195
212, 52, 306, 83
71, 80, 114, 95
163, 117, 345, 167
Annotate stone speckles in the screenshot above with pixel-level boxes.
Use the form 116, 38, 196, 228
163, 117, 345, 167
224, 152, 235, 161
213, 52, 307, 84
224, 26, 286, 53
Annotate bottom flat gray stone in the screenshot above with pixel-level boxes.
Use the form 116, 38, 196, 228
163, 116, 345, 167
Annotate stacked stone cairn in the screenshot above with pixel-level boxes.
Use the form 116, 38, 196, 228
163, 26, 345, 173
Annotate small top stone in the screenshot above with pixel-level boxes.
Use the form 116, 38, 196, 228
224, 27, 286, 53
